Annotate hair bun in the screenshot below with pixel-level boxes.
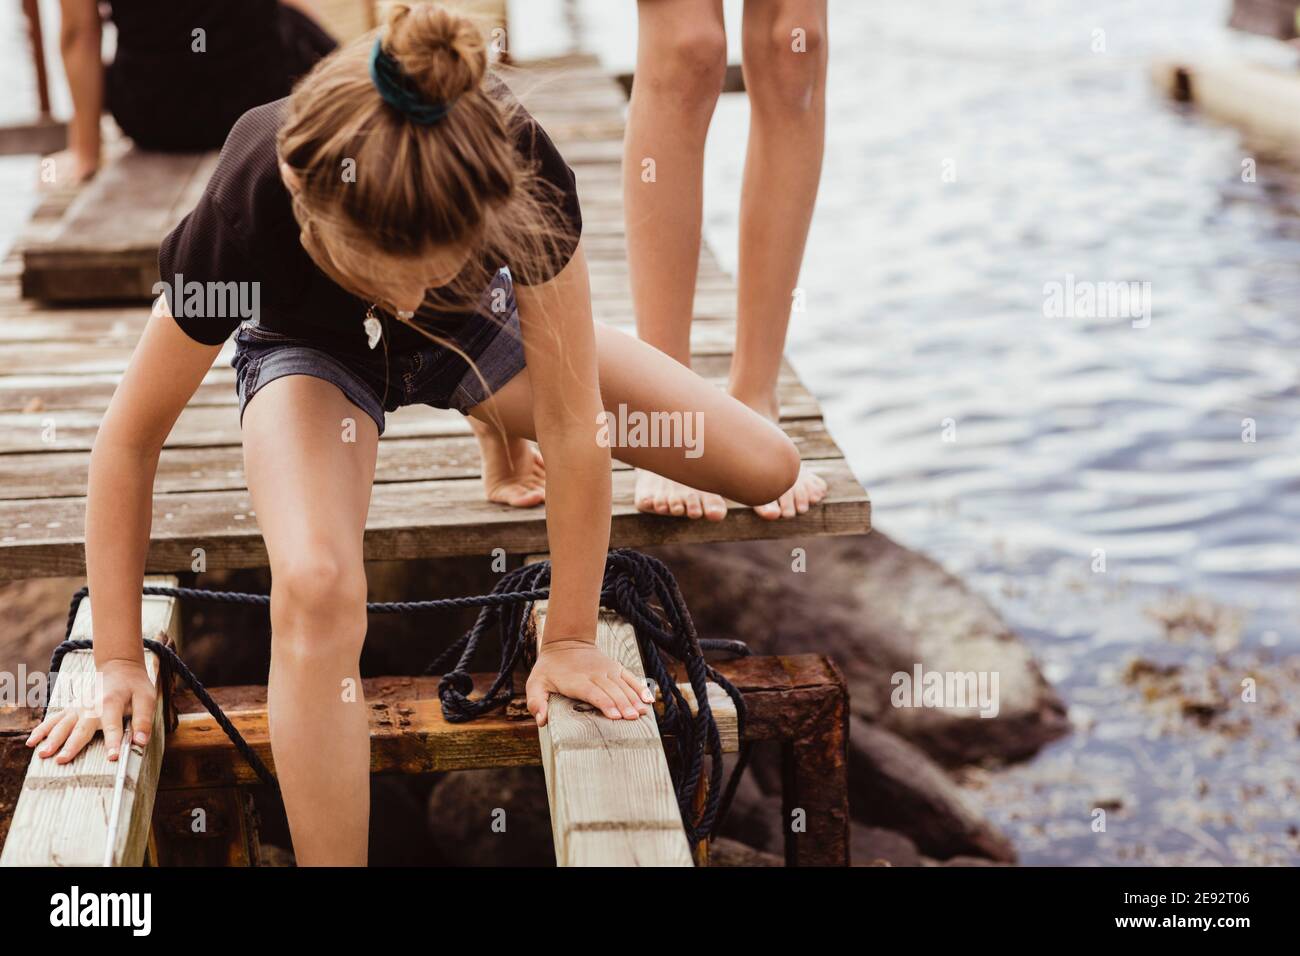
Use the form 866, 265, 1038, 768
383, 3, 487, 103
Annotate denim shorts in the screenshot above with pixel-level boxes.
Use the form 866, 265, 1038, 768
231, 270, 525, 436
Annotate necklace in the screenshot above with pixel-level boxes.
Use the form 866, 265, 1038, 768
364, 305, 416, 349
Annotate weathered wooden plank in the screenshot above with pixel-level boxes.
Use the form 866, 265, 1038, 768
0, 416, 839, 500
0, 340, 237, 376
0, 119, 67, 157
672, 680, 738, 749
0, 372, 237, 414
0, 306, 159, 343
0, 459, 869, 580
0, 302, 739, 374
0, 347, 801, 414
535, 607, 692, 866
1151, 57, 1300, 152
0, 369, 816, 455
12, 53, 618, 303
22, 151, 219, 302
0, 302, 738, 351
0, 575, 180, 866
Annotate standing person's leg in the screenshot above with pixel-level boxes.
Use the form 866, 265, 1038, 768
733, 0, 829, 518
241, 374, 379, 866
624, 0, 731, 520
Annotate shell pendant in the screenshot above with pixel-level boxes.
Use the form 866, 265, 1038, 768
363, 306, 382, 349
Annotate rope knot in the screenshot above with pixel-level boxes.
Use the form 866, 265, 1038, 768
438, 670, 474, 698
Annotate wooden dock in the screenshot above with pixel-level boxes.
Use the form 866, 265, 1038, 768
1, 64, 867, 580
0, 54, 865, 866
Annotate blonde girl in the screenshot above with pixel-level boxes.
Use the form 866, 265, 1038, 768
26, 4, 799, 865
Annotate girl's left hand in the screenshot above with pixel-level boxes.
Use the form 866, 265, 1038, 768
525, 639, 655, 727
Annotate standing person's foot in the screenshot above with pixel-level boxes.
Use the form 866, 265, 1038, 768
731, 392, 827, 520
634, 469, 728, 521
471, 418, 546, 507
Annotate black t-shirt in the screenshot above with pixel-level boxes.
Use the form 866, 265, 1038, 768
157, 90, 582, 357
110, 0, 281, 73
107, 1, 332, 150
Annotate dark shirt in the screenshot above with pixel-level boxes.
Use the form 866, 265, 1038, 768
106, 1, 333, 150
157, 91, 582, 357
109, 0, 281, 74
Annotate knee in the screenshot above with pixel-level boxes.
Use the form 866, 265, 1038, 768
745, 16, 825, 113
271, 556, 368, 663
639, 28, 727, 114
730, 428, 802, 507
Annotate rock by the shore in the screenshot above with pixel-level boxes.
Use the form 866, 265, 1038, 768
847, 717, 1016, 862
852, 823, 924, 866
935, 854, 1010, 866
714, 756, 784, 855
423, 761, 792, 867
648, 533, 1070, 767
710, 837, 783, 867
733, 717, 1016, 863
425, 766, 555, 866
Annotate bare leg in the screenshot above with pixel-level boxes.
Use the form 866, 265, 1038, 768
467, 324, 801, 507
241, 375, 379, 866
734, 0, 829, 518
624, 0, 731, 520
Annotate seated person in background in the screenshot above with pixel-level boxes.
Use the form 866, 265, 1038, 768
54, 0, 336, 182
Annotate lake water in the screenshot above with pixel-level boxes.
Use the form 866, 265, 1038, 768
525, 0, 1300, 866
3, 0, 1296, 864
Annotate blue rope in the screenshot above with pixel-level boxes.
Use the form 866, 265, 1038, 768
48, 550, 750, 848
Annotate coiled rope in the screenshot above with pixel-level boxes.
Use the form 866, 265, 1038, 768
47, 549, 750, 848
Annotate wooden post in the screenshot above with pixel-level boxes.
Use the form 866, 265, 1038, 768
149, 787, 261, 866
0, 576, 180, 866
22, 0, 51, 119
536, 606, 694, 866
780, 667, 851, 867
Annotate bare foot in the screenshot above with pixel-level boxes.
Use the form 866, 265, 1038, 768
733, 394, 827, 520
472, 419, 545, 507
39, 149, 97, 190
751, 463, 828, 520
634, 469, 728, 521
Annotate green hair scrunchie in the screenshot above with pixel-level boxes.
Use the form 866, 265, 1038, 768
369, 36, 453, 125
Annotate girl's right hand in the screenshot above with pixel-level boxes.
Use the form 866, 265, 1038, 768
26, 659, 156, 764
525, 639, 654, 727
